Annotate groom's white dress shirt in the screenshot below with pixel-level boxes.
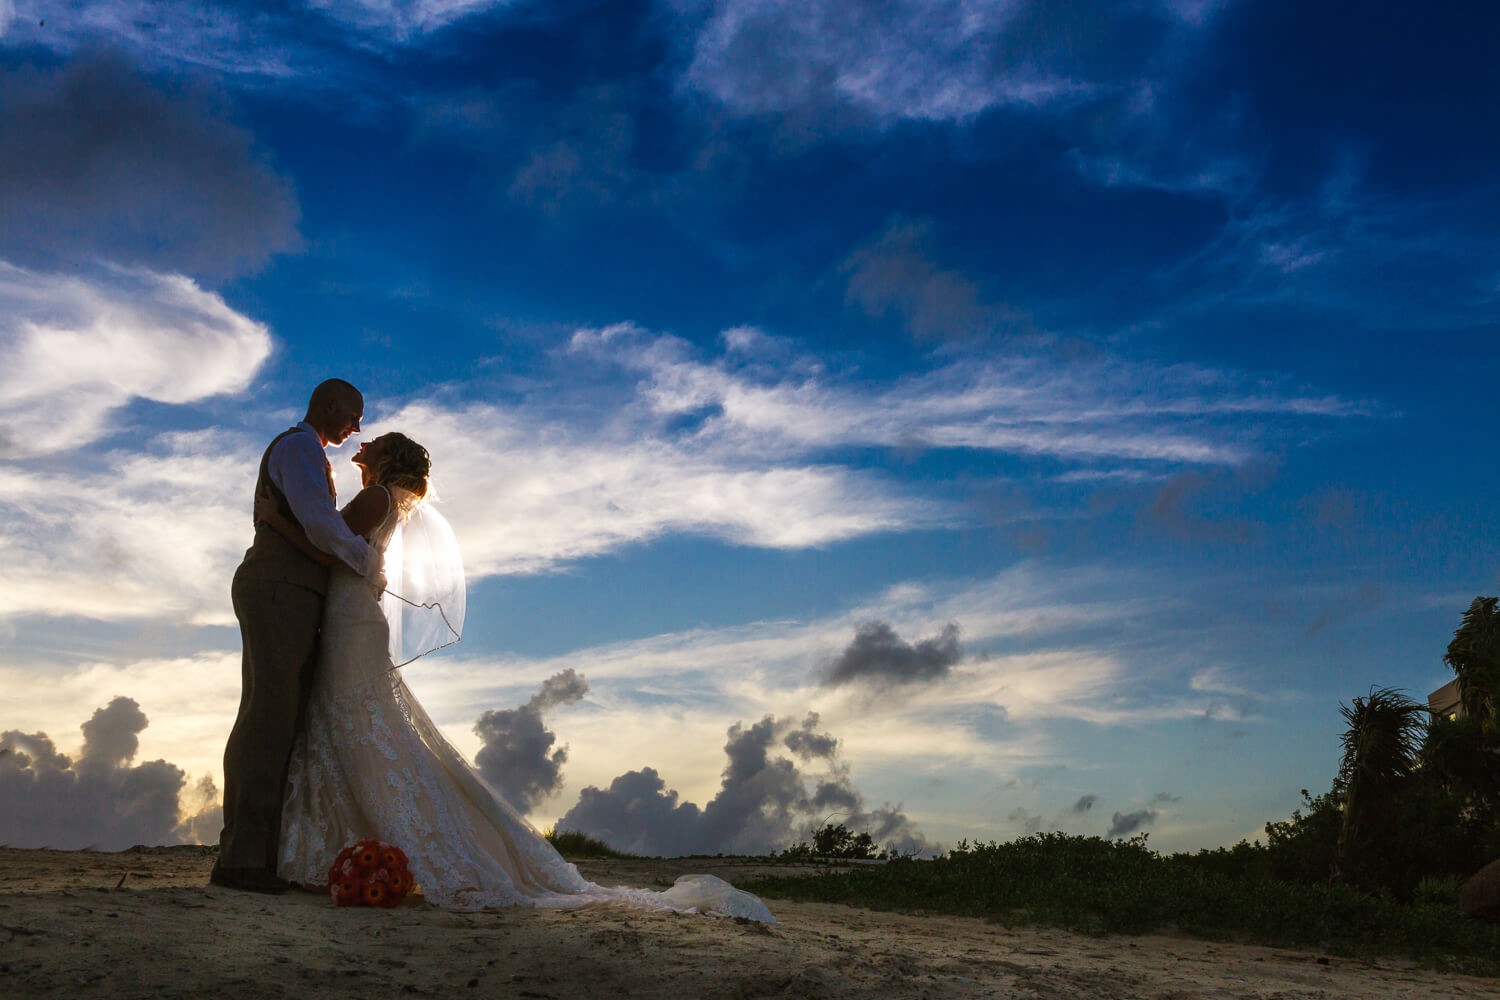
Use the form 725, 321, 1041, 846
267, 421, 377, 578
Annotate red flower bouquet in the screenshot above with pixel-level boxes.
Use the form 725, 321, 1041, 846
328, 839, 412, 908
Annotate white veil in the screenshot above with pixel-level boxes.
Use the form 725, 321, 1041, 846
379, 489, 466, 668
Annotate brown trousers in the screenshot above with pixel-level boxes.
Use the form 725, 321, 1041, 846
218, 573, 324, 872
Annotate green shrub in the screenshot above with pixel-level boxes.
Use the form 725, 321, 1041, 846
741, 832, 1500, 975
780, 823, 888, 861
542, 828, 636, 859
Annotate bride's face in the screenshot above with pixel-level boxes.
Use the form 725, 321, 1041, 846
351, 438, 386, 486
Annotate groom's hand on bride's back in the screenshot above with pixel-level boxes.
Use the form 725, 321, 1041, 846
253, 493, 277, 523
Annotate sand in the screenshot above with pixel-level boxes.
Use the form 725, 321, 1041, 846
0, 846, 1494, 999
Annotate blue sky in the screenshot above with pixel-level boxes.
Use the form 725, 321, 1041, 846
1, 0, 1496, 854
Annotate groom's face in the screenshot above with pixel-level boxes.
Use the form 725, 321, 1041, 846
326, 395, 363, 445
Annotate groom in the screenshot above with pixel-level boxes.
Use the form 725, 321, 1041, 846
211, 379, 379, 894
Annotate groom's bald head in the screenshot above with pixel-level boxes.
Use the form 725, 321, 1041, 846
305, 379, 364, 446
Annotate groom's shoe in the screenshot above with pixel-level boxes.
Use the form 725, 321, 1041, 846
210, 863, 291, 895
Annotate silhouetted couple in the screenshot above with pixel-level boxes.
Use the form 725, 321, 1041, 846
211, 380, 771, 919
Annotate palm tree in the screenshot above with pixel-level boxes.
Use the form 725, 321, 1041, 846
1444, 597, 1500, 735
1422, 712, 1500, 821
1333, 686, 1427, 885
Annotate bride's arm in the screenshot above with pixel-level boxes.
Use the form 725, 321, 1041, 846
254, 494, 335, 566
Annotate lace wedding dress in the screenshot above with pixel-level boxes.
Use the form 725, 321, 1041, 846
278, 489, 773, 920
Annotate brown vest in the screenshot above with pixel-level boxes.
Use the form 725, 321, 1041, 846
234, 427, 335, 595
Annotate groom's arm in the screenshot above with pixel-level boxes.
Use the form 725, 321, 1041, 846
270, 435, 377, 577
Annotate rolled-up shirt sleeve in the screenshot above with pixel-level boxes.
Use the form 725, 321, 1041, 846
268, 429, 377, 577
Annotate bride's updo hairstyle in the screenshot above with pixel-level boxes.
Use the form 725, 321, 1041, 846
373, 432, 432, 502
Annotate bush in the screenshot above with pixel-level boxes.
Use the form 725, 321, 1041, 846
543, 828, 635, 859
741, 832, 1500, 975
779, 822, 888, 861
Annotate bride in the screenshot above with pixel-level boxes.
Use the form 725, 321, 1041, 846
257, 432, 772, 920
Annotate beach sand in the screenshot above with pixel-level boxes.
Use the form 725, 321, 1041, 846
0, 846, 1493, 998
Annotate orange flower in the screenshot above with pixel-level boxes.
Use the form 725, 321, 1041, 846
331, 875, 364, 906
326, 841, 414, 907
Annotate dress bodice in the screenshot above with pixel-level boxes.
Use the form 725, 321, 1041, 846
322, 486, 404, 694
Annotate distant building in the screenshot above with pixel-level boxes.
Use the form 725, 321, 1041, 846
1429, 678, 1464, 720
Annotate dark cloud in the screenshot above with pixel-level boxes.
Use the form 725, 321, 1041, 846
1150, 792, 1181, 804
824, 619, 962, 688
473, 669, 589, 813
1106, 809, 1159, 839
507, 84, 641, 216
1010, 795, 1099, 836
557, 712, 928, 856
1008, 806, 1043, 835
1306, 488, 1361, 530
810, 779, 859, 814
559, 767, 706, 858
784, 726, 839, 760
0, 55, 300, 279
843, 218, 1030, 343
0, 697, 218, 849
1142, 470, 1262, 544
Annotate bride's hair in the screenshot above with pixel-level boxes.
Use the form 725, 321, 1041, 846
372, 432, 431, 500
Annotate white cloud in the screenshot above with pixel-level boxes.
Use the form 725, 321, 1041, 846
0, 318, 1360, 631
0, 264, 271, 626
308, 0, 512, 41
8, 1, 302, 77
387, 561, 1257, 832
679, 0, 1093, 124
568, 323, 1359, 468
377, 399, 933, 577
1161, 0, 1230, 27
404, 564, 1188, 745
0, 263, 271, 458
5, 1, 515, 83
0, 559, 1296, 851
0, 433, 254, 624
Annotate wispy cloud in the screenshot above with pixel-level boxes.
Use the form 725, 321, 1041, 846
679, 0, 1093, 125
5, 1, 514, 73
0, 558, 1293, 851
1149, 160, 1500, 329
401, 562, 1244, 781
0, 315, 1360, 629
6, 2, 308, 79
568, 322, 1361, 467
377, 397, 933, 577
0, 265, 270, 623
307, 0, 513, 42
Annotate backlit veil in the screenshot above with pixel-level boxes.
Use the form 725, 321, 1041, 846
379, 487, 466, 668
